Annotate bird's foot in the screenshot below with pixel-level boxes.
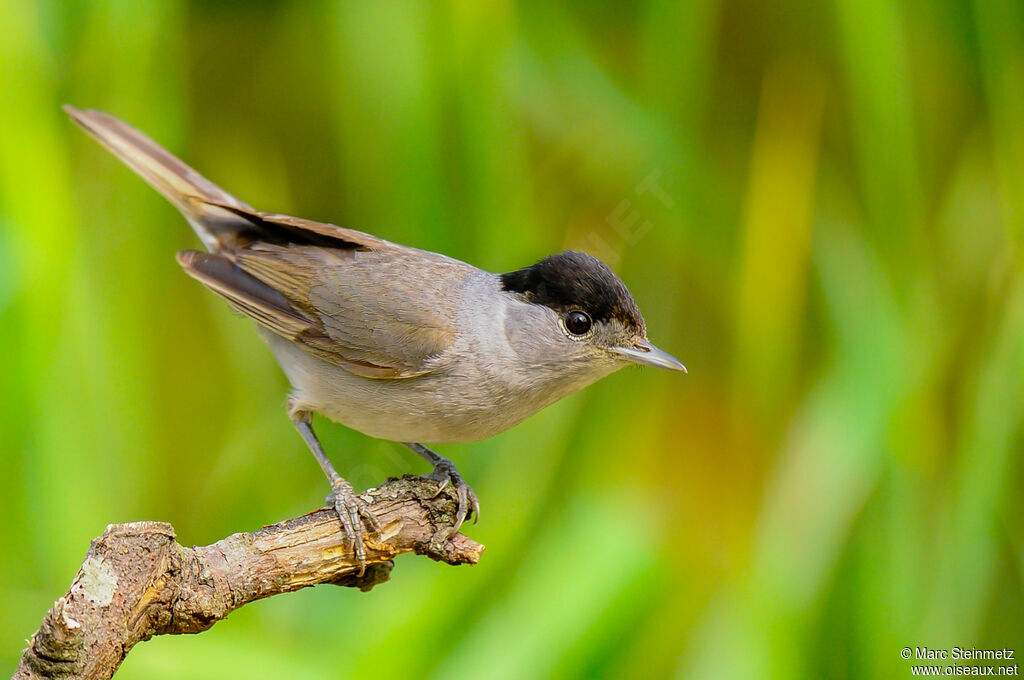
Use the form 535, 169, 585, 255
325, 478, 381, 576
424, 459, 480, 536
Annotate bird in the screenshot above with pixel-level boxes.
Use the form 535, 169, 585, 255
64, 106, 686, 572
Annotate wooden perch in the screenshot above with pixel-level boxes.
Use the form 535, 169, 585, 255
12, 476, 483, 680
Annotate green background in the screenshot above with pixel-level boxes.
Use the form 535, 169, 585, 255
2, 1, 1022, 678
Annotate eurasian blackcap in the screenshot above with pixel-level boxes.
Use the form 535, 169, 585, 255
65, 106, 686, 571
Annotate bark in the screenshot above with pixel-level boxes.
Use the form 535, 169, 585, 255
12, 475, 483, 680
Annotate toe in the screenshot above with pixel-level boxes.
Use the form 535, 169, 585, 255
358, 501, 382, 533
452, 486, 469, 533
329, 486, 381, 576
426, 464, 454, 496
419, 460, 480, 537
469, 492, 481, 524
434, 477, 451, 497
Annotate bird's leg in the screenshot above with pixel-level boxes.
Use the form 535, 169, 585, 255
402, 442, 480, 534
291, 411, 380, 575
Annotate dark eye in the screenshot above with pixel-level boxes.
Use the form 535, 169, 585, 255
564, 310, 592, 336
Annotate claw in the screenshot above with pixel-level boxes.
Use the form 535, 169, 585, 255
359, 501, 382, 533
327, 480, 379, 577
425, 461, 480, 534
433, 476, 451, 497
403, 443, 480, 540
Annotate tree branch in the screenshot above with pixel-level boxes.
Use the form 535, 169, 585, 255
12, 475, 483, 680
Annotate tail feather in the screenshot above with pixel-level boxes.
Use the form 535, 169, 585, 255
64, 105, 252, 251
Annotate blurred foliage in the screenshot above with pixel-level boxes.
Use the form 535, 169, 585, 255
1, 1, 1023, 678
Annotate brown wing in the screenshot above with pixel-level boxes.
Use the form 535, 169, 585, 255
178, 210, 463, 378
176, 250, 316, 339
234, 242, 460, 375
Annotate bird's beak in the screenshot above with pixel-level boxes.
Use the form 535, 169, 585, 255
611, 341, 687, 373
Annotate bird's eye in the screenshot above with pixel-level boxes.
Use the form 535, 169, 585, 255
564, 310, 592, 336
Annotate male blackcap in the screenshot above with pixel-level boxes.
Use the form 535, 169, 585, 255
65, 106, 686, 571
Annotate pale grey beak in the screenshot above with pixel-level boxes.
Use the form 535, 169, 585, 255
611, 341, 687, 373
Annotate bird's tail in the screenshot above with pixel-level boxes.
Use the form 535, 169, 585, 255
64, 105, 254, 252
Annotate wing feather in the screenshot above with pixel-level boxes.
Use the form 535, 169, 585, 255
233, 244, 459, 376
178, 222, 467, 379
176, 251, 311, 339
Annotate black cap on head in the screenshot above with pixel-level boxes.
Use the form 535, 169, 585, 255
500, 250, 645, 335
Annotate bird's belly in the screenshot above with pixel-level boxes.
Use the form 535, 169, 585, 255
306, 375, 537, 444
264, 333, 539, 444
317, 393, 524, 444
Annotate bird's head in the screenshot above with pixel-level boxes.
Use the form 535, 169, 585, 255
500, 251, 686, 380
